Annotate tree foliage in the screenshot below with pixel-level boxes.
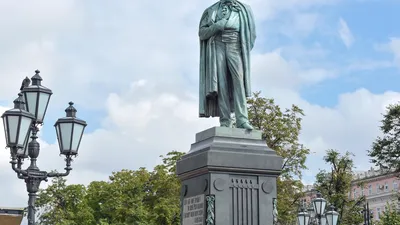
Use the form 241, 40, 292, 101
247, 91, 310, 225
315, 149, 364, 225
36, 176, 95, 225
35, 151, 184, 225
376, 201, 400, 225
369, 103, 400, 172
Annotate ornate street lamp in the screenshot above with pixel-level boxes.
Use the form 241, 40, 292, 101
298, 193, 338, 225
297, 207, 310, 225
2, 70, 87, 225
325, 205, 339, 225
313, 192, 327, 224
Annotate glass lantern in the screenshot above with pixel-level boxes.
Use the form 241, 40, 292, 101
21, 70, 52, 123
54, 102, 87, 156
2, 93, 35, 150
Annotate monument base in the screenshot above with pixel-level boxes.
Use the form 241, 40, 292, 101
177, 127, 283, 225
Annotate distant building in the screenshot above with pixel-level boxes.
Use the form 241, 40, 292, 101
351, 168, 399, 221
300, 184, 318, 207
300, 168, 399, 223
0, 207, 24, 225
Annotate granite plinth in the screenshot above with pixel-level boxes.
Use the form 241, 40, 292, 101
177, 127, 283, 225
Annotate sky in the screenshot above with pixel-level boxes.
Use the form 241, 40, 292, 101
0, 0, 400, 223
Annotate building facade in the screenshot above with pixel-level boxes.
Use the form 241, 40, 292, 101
351, 168, 399, 221
301, 168, 399, 222
300, 184, 318, 207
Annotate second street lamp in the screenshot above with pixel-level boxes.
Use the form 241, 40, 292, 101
298, 192, 338, 225
313, 192, 327, 225
2, 70, 87, 225
298, 208, 310, 225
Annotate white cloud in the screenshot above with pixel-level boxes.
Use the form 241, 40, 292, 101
338, 18, 355, 48
131, 79, 148, 88
252, 50, 336, 91
389, 38, 400, 67
346, 59, 394, 71
276, 13, 321, 38
248, 0, 338, 20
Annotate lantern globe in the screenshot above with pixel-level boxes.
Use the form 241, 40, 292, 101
1, 93, 35, 150
313, 192, 327, 216
321, 215, 327, 225
21, 70, 52, 124
308, 205, 315, 219
326, 205, 339, 225
16, 128, 31, 158
297, 210, 310, 225
54, 102, 87, 156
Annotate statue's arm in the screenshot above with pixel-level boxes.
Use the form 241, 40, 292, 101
198, 11, 226, 41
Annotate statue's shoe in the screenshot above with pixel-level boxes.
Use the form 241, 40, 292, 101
238, 122, 253, 130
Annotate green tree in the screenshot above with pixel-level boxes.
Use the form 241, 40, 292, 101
376, 201, 400, 225
315, 150, 364, 225
96, 168, 152, 224
369, 103, 400, 172
247, 92, 310, 225
145, 151, 184, 225
35, 152, 185, 225
36, 176, 95, 225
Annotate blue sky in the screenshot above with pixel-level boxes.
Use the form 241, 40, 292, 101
0, 0, 400, 223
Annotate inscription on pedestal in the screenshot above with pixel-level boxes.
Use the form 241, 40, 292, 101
183, 194, 205, 225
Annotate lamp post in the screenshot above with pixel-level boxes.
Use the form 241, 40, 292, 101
362, 203, 372, 225
298, 192, 339, 225
1, 70, 87, 225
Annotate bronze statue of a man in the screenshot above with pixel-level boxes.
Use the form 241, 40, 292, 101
198, 0, 256, 130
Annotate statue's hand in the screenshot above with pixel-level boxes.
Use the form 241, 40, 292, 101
214, 19, 228, 30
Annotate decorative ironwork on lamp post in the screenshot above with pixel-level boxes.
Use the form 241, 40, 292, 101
362, 202, 372, 225
298, 192, 339, 225
1, 70, 87, 225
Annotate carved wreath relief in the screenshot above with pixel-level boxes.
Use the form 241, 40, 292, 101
206, 195, 215, 225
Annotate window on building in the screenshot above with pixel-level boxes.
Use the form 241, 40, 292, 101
369, 185, 372, 195
394, 180, 398, 191
353, 189, 357, 198
385, 182, 389, 192
377, 183, 380, 194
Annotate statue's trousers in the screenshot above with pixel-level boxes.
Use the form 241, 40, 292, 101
215, 38, 249, 127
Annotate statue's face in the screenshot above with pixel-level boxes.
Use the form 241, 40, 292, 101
222, 5, 229, 15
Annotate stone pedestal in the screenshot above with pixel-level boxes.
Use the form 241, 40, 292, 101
177, 127, 283, 225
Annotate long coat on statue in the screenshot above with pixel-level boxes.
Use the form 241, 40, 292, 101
198, 1, 256, 117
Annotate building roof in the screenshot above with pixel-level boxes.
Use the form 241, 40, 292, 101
352, 168, 398, 182
0, 207, 25, 225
